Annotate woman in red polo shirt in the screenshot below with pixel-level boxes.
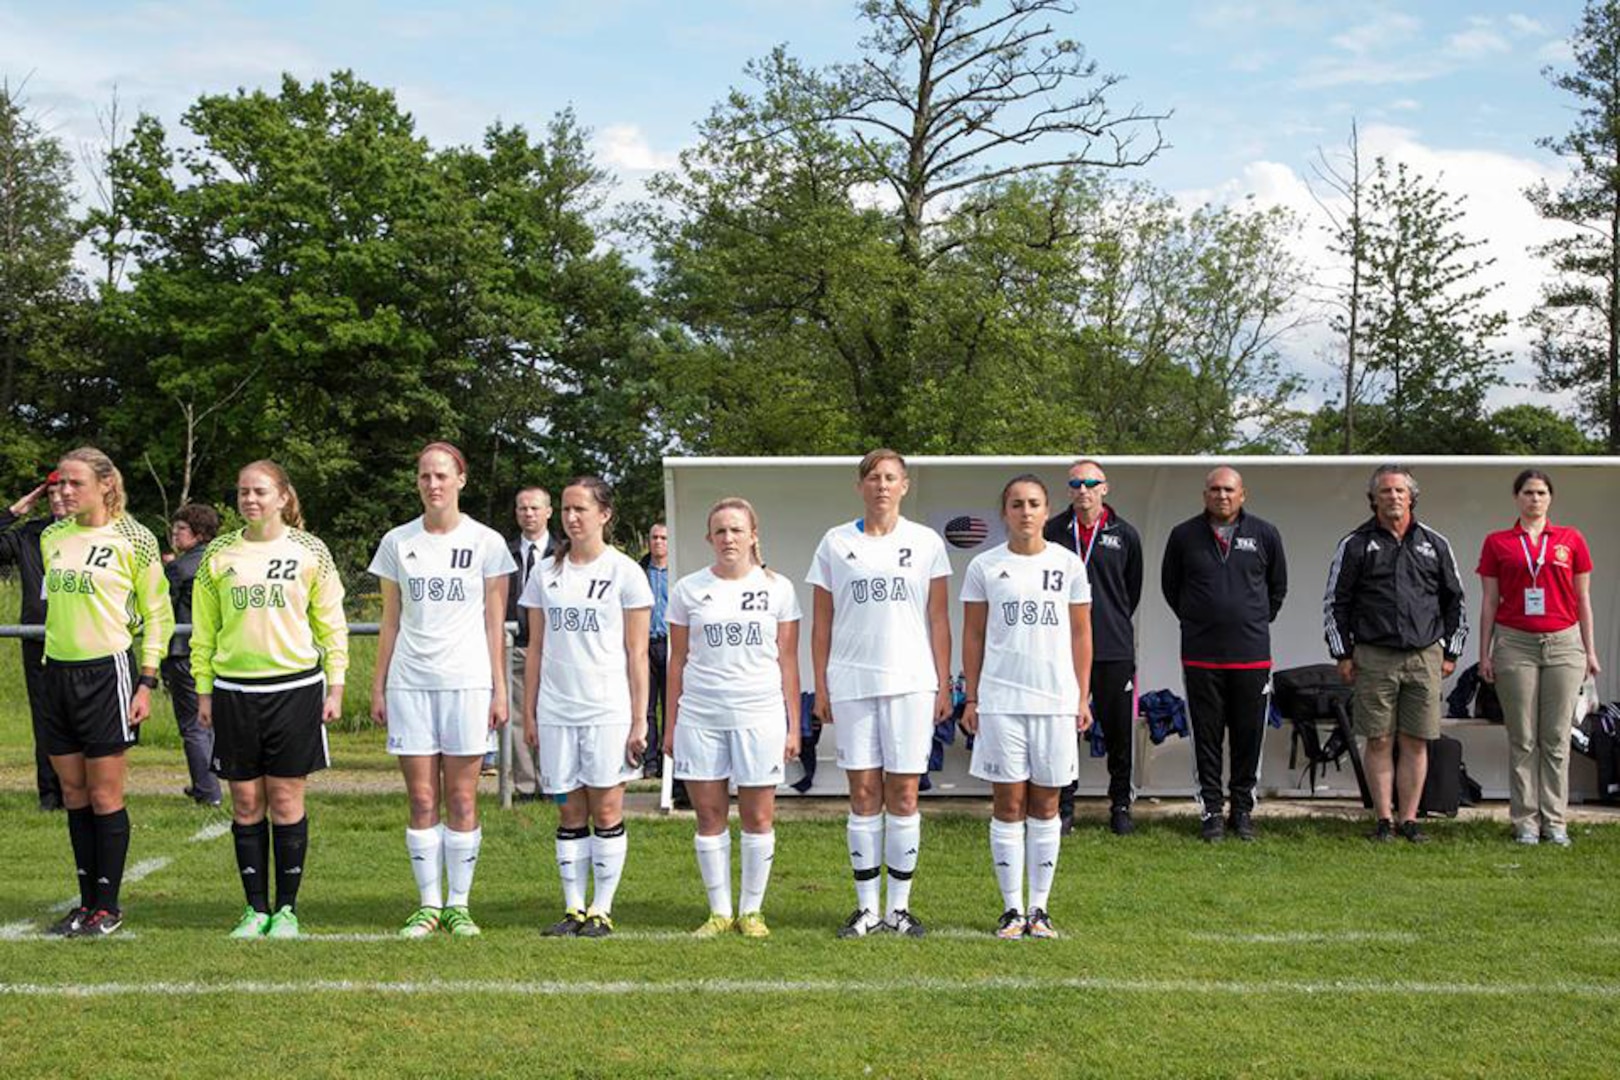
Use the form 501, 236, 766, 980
1476, 468, 1600, 846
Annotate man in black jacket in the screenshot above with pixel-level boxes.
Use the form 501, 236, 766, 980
164, 503, 221, 806
1324, 464, 1468, 843
0, 476, 66, 810
1046, 458, 1144, 835
1161, 466, 1287, 842
505, 486, 556, 800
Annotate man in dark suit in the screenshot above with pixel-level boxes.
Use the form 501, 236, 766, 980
504, 486, 556, 799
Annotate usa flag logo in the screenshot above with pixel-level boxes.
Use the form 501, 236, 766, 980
943, 515, 991, 549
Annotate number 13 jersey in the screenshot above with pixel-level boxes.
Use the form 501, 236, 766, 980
518, 547, 653, 726
960, 542, 1092, 715
806, 517, 951, 703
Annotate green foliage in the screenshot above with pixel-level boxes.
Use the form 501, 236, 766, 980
1487, 403, 1603, 455
1527, 0, 1620, 451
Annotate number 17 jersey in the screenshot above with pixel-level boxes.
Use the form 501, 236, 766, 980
518, 546, 653, 725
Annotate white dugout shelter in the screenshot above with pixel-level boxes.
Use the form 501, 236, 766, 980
662, 456, 1620, 803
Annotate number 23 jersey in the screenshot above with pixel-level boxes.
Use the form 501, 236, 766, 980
806, 517, 951, 703
669, 566, 802, 725
518, 547, 653, 725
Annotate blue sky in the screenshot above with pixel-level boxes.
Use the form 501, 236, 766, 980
0, 0, 1591, 406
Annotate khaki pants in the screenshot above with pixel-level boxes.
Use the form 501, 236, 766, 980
507, 646, 542, 795
1492, 623, 1586, 833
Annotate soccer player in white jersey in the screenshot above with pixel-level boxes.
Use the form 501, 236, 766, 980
520, 476, 652, 938
808, 448, 952, 938
960, 474, 1093, 940
370, 442, 515, 938
666, 498, 802, 939
192, 461, 348, 939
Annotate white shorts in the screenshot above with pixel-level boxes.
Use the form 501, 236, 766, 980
832, 691, 935, 774
968, 713, 1079, 788
386, 688, 493, 757
538, 722, 639, 793
673, 720, 787, 788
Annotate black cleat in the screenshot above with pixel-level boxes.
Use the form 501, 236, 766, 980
542, 909, 586, 937
46, 906, 89, 936
1228, 811, 1256, 842
1398, 820, 1430, 844
886, 909, 926, 938
1369, 818, 1395, 843
836, 908, 885, 939
1109, 806, 1135, 836
71, 908, 123, 937
1200, 815, 1225, 843
577, 912, 614, 938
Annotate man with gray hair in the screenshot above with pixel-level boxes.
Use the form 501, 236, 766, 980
1325, 464, 1468, 842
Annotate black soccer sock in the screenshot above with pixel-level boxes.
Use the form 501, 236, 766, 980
232, 819, 271, 913
272, 817, 309, 913
66, 807, 98, 910
92, 808, 131, 913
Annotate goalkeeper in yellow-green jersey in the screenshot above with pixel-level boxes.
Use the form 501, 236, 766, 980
38, 447, 172, 938
191, 460, 348, 940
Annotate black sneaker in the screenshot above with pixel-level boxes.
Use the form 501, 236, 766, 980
1228, 811, 1256, 842
577, 912, 615, 938
1369, 818, 1395, 843
542, 909, 586, 937
1398, 820, 1430, 844
1109, 806, 1135, 836
46, 906, 89, 936
1059, 814, 1074, 837
1200, 815, 1225, 843
886, 909, 926, 938
836, 908, 884, 939
71, 908, 123, 937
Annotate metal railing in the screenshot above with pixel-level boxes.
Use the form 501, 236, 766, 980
0, 621, 529, 810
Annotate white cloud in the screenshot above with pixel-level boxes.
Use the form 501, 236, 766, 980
1444, 26, 1511, 60
1537, 38, 1576, 65
1505, 14, 1550, 37
1331, 12, 1422, 55
594, 123, 679, 173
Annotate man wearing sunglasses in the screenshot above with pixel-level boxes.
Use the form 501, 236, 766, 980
1161, 466, 1288, 842
1044, 459, 1143, 836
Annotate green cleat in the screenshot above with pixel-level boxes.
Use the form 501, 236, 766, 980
265, 905, 300, 939
230, 906, 272, 939
692, 913, 734, 938
441, 906, 481, 937
399, 906, 441, 939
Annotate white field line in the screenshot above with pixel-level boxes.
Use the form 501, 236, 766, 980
189, 820, 233, 843
0, 975, 1616, 999
1187, 931, 1419, 945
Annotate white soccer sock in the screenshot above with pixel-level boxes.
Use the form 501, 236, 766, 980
1026, 815, 1062, 913
739, 830, 775, 915
555, 827, 590, 912
884, 812, 921, 916
847, 812, 884, 914
694, 831, 733, 918
405, 824, 444, 909
989, 817, 1026, 914
588, 824, 629, 915
443, 825, 481, 908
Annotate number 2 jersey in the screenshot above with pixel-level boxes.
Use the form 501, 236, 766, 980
805, 517, 951, 703
189, 528, 349, 694
518, 546, 653, 726
669, 565, 802, 727
40, 516, 172, 668
960, 542, 1092, 715
368, 515, 516, 691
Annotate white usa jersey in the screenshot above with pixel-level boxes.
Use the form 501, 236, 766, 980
960, 542, 1092, 715
670, 566, 802, 727
518, 546, 653, 725
806, 517, 951, 702
369, 516, 516, 691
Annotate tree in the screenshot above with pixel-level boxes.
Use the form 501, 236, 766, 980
1310, 121, 1369, 453
1527, 0, 1620, 451
1315, 154, 1507, 453
1488, 403, 1602, 455
0, 79, 86, 492
650, 0, 1166, 449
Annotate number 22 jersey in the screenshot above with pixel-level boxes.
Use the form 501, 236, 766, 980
806, 517, 951, 703
518, 546, 653, 725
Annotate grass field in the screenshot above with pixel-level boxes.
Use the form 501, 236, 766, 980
3, 585, 1620, 1077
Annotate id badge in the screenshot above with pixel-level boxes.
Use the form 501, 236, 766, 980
1524, 588, 1547, 616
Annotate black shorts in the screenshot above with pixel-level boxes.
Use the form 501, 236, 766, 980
41, 653, 140, 759
211, 668, 329, 781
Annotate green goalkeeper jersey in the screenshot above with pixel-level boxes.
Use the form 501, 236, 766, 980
190, 527, 349, 693
40, 515, 172, 668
